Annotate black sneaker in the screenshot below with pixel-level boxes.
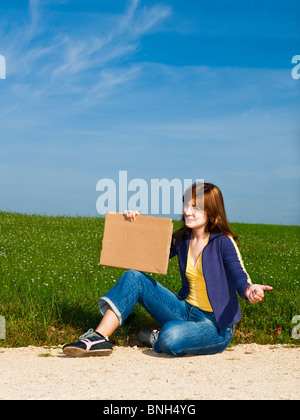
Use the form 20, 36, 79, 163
137, 329, 159, 348
62, 329, 113, 357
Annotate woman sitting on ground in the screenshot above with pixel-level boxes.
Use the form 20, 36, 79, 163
63, 182, 272, 357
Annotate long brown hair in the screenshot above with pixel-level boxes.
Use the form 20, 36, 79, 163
173, 182, 238, 243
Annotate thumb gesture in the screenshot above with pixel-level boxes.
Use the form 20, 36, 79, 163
245, 284, 273, 304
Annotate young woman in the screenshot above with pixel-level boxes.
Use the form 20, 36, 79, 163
63, 182, 272, 357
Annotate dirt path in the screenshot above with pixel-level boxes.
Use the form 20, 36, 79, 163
0, 344, 299, 400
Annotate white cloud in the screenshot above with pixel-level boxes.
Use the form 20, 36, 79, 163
1, 0, 172, 101
77, 64, 143, 106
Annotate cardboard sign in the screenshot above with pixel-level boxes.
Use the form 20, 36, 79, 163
100, 212, 173, 275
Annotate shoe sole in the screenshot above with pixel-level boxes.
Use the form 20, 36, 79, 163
63, 346, 113, 357
137, 330, 158, 348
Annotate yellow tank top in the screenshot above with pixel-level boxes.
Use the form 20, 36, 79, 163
185, 235, 213, 312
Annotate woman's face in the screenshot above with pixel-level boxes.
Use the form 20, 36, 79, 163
183, 200, 207, 230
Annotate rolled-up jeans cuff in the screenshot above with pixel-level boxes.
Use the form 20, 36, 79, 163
98, 296, 123, 326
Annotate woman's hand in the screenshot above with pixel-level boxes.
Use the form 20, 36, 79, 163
124, 210, 140, 222
244, 284, 273, 304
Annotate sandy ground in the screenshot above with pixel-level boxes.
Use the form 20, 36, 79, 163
0, 344, 299, 400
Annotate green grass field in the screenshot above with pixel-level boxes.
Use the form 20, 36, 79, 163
0, 211, 299, 348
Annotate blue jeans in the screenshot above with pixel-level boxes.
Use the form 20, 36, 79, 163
98, 270, 234, 357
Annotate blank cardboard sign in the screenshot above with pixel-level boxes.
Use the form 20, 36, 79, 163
100, 212, 173, 275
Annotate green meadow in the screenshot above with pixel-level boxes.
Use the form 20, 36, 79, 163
0, 211, 299, 348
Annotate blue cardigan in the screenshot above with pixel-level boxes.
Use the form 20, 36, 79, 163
169, 232, 252, 329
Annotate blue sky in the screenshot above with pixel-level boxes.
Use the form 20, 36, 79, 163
0, 0, 299, 224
